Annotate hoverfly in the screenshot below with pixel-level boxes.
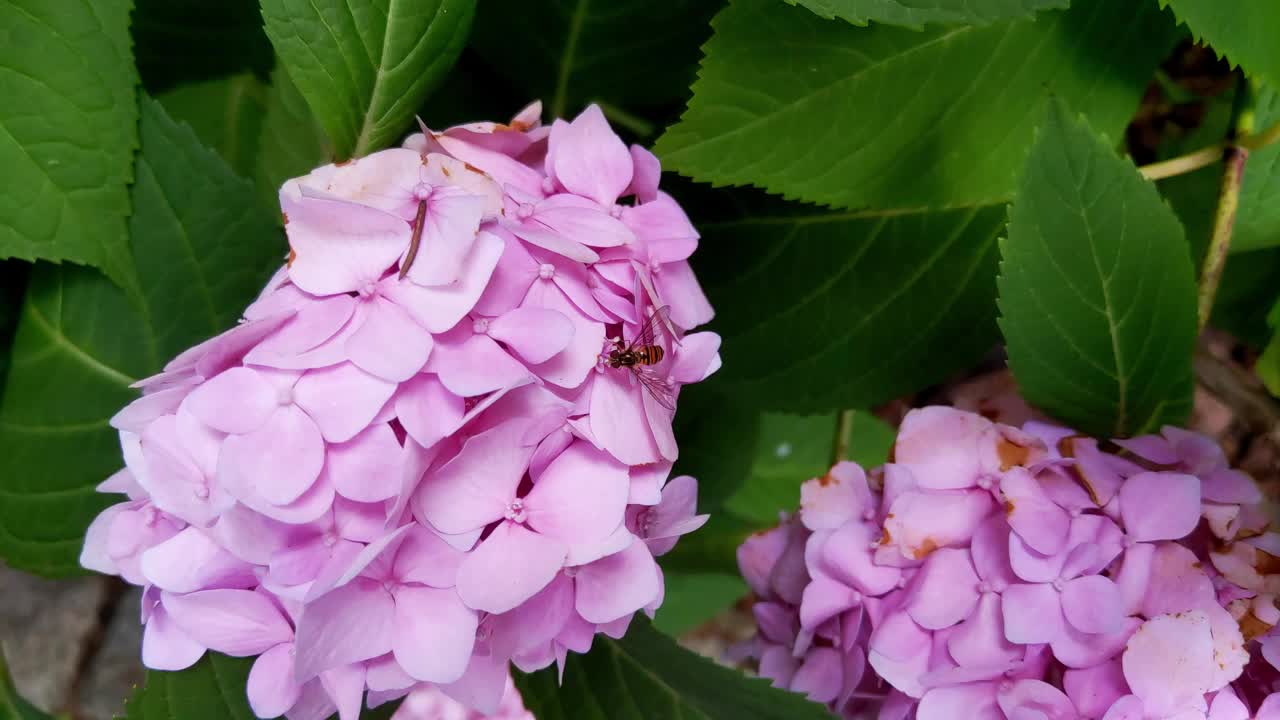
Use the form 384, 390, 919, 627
607, 306, 678, 411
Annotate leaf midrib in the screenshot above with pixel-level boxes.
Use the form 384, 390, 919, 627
23, 300, 135, 386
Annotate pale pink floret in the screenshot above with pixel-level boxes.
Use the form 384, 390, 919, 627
81, 102, 719, 718
734, 407, 1280, 720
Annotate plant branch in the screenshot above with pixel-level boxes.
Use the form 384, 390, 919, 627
1198, 77, 1256, 332
1138, 118, 1278, 182
831, 409, 855, 466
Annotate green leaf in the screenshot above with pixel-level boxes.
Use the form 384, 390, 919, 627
652, 572, 747, 636
725, 412, 834, 525
132, 0, 274, 92
1160, 0, 1280, 88
1, 650, 50, 720
120, 653, 403, 720
120, 654, 254, 720
845, 411, 895, 469
655, 0, 1178, 211
469, 0, 723, 119
998, 100, 1198, 438
671, 386, 761, 514
260, 0, 478, 160
0, 0, 137, 287
514, 617, 836, 720
0, 97, 284, 576
693, 190, 1003, 414
157, 74, 268, 179
660, 512, 758, 576
1212, 248, 1280, 348
786, 0, 1066, 29
254, 67, 331, 218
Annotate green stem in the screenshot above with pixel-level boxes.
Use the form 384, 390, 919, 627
831, 409, 855, 466
1138, 118, 1278, 182
1197, 77, 1256, 332
593, 100, 656, 138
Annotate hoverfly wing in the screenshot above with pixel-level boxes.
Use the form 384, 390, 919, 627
627, 305, 674, 352
632, 365, 677, 413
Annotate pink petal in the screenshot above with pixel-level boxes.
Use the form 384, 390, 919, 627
1122, 611, 1215, 714
549, 105, 633, 206
427, 332, 531, 397
438, 648, 511, 716
535, 194, 634, 248
392, 525, 466, 589
305, 525, 413, 601
142, 604, 206, 670
1208, 689, 1252, 720
800, 462, 871, 531
384, 231, 504, 333
1201, 468, 1262, 505
248, 643, 302, 718
162, 589, 293, 655
346, 297, 433, 382
894, 406, 994, 490
790, 647, 843, 703
589, 367, 661, 465
185, 367, 277, 434
219, 405, 325, 506
434, 134, 546, 198
1061, 575, 1123, 635
525, 286, 605, 389
1141, 542, 1216, 618
626, 145, 660, 202
1007, 531, 1068, 583
1052, 616, 1140, 670
327, 423, 402, 503
1063, 659, 1127, 719
1001, 467, 1070, 556
799, 571, 861, 631
283, 194, 409, 296
487, 307, 575, 364
1001, 583, 1063, 644
737, 525, 787, 599
292, 363, 394, 443
574, 541, 661, 623
883, 488, 995, 561
413, 420, 533, 534
918, 684, 1001, 720
821, 521, 902, 596
907, 548, 980, 630
110, 385, 188, 432
654, 261, 715, 330
489, 573, 574, 660
294, 578, 395, 680
395, 375, 464, 449
141, 527, 255, 593
948, 593, 1021, 668
971, 517, 1016, 587
669, 331, 721, 384
1119, 472, 1202, 542
525, 441, 630, 545
455, 521, 567, 613
995, 679, 1076, 719
403, 188, 485, 287
244, 296, 356, 367
392, 586, 478, 682
319, 664, 365, 720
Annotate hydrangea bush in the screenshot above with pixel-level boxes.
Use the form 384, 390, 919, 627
78, 105, 716, 719
2, 1, 1280, 720
737, 406, 1280, 720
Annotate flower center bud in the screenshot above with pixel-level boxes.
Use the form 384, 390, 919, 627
276, 386, 294, 407
322, 531, 338, 547
541, 177, 556, 194
517, 203, 535, 220
976, 475, 994, 490
862, 508, 876, 521
192, 482, 209, 499
636, 509, 655, 537
563, 566, 579, 578
413, 182, 434, 202
472, 318, 490, 334
1051, 577, 1066, 592
649, 262, 661, 274
990, 579, 1007, 594
357, 280, 378, 298
143, 507, 161, 527
538, 263, 556, 280
504, 499, 527, 523
610, 204, 624, 218
977, 580, 991, 594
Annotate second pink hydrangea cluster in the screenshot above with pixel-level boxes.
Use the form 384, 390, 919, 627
79, 103, 717, 719
737, 406, 1280, 720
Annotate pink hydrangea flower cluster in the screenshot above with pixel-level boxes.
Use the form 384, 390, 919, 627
736, 405, 1280, 720
79, 102, 718, 719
